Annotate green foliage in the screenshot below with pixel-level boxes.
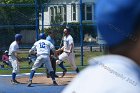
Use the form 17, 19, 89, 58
0, 0, 47, 4
68, 22, 97, 43
0, 30, 15, 49
0, 0, 34, 4
43, 22, 97, 46
0, 0, 36, 49
50, 13, 63, 25
44, 26, 65, 47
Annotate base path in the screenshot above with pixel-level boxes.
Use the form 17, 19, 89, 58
0, 72, 76, 93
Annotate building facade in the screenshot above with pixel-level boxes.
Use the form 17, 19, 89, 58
40, 0, 95, 28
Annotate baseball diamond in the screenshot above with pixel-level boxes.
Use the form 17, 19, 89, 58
0, 72, 76, 93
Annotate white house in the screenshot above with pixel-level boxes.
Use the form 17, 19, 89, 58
39, 0, 95, 28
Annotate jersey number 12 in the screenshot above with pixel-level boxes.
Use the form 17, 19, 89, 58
39, 42, 46, 48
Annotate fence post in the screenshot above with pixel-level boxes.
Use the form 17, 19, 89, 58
34, 0, 39, 40
80, 0, 84, 66
90, 46, 92, 52
41, 5, 44, 33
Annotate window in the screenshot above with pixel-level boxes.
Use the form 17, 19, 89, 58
50, 5, 67, 24
50, 7, 54, 23
86, 5, 92, 20
58, 6, 63, 22
82, 3, 93, 21
82, 3, 85, 20
71, 4, 76, 21
63, 5, 67, 22
54, 6, 57, 19
58, 6, 62, 14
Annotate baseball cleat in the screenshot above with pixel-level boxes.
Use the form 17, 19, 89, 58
11, 80, 20, 85
47, 73, 59, 78
62, 70, 67, 77
27, 80, 32, 87
76, 68, 80, 73
54, 74, 59, 78
52, 81, 58, 86
46, 73, 50, 78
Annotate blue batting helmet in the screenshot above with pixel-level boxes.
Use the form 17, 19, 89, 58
39, 33, 46, 39
96, 0, 140, 46
15, 34, 22, 41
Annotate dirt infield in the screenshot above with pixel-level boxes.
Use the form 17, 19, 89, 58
17, 74, 76, 86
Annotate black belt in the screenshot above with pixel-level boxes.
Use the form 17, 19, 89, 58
37, 53, 49, 56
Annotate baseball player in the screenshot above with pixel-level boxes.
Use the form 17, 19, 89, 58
8, 34, 22, 84
56, 28, 79, 77
46, 31, 58, 78
27, 33, 58, 87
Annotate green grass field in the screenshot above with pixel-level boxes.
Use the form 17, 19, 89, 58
0, 51, 103, 74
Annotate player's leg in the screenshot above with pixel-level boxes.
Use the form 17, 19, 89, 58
68, 53, 79, 73
50, 50, 58, 77
43, 55, 58, 85
11, 60, 20, 84
7, 61, 12, 67
5, 61, 12, 67
4, 61, 9, 66
46, 56, 58, 78
56, 52, 68, 77
27, 56, 43, 87
51, 56, 58, 77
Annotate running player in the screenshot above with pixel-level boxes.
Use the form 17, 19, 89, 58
56, 28, 79, 77
27, 33, 58, 87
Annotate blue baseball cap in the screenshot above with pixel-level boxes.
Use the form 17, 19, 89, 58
15, 34, 22, 41
39, 33, 46, 39
96, 0, 140, 46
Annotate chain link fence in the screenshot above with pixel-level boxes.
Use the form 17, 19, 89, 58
0, 2, 99, 66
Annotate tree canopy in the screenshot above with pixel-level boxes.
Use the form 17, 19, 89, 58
0, 0, 34, 4
0, 0, 47, 4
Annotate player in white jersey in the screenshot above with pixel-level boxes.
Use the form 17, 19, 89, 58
56, 28, 79, 77
8, 34, 22, 84
27, 33, 58, 87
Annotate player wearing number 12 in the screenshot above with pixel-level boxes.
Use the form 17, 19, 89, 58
27, 33, 58, 87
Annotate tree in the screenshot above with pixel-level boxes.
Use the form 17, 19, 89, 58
0, 0, 34, 4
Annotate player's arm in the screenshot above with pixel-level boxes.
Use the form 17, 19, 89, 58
56, 46, 64, 52
68, 37, 74, 53
55, 46, 64, 56
69, 43, 74, 53
56, 36, 64, 53
51, 48, 56, 56
50, 43, 58, 57
65, 37, 74, 56
13, 50, 21, 61
29, 43, 37, 54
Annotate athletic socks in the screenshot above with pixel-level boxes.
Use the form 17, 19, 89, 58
29, 70, 35, 80
12, 73, 16, 81
50, 71, 55, 81
58, 62, 67, 71
76, 67, 79, 73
